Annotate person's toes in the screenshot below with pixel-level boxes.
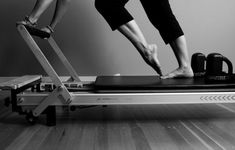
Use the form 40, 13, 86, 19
41, 27, 51, 34
160, 73, 174, 79
153, 62, 162, 76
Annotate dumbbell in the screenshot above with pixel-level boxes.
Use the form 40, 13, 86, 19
191, 52, 234, 81
206, 53, 233, 81
191, 52, 206, 77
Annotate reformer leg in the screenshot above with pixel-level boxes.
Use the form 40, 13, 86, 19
11, 89, 24, 114
11, 89, 18, 112
45, 106, 56, 126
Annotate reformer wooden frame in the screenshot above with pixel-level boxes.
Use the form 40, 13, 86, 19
11, 24, 235, 125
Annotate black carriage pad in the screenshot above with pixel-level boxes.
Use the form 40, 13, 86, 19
94, 76, 235, 93
16, 24, 50, 39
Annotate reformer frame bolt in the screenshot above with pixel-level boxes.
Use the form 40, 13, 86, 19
33, 112, 38, 116
67, 99, 72, 104
17, 98, 24, 104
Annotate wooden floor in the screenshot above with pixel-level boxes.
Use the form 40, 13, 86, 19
1, 92, 235, 150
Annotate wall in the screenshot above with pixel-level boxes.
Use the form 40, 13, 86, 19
0, 0, 234, 76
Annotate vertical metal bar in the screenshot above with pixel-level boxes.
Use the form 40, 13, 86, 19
47, 37, 82, 83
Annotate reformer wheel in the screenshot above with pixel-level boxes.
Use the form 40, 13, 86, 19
25, 112, 38, 125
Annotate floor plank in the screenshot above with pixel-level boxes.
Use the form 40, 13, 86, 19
1, 98, 235, 150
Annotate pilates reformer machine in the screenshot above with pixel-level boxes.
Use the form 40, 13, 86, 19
1, 24, 235, 126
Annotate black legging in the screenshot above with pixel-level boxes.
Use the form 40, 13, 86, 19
95, 0, 184, 44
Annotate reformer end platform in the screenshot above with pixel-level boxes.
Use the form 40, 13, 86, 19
0, 75, 42, 90
16, 23, 51, 39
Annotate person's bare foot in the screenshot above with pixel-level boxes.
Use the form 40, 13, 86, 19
142, 44, 163, 76
161, 66, 194, 79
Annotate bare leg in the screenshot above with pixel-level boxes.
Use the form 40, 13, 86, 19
41, 0, 71, 33
117, 20, 162, 76
28, 0, 55, 24
161, 35, 194, 79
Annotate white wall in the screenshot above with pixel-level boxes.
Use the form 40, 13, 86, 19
0, 0, 234, 76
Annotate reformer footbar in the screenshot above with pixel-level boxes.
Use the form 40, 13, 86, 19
17, 24, 82, 84
16, 24, 83, 123
1, 24, 235, 126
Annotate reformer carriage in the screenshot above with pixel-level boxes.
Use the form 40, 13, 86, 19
1, 24, 235, 126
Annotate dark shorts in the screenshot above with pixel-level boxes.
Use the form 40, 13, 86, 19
95, 0, 184, 44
